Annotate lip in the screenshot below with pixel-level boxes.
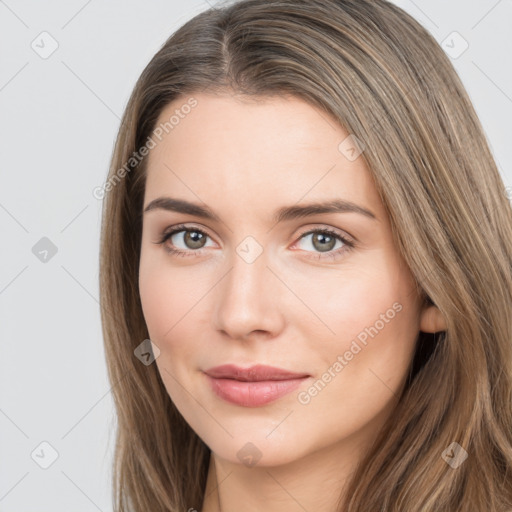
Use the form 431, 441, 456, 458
203, 364, 310, 407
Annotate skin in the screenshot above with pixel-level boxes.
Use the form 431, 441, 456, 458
138, 92, 446, 512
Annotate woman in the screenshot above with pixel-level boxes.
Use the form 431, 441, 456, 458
98, 0, 512, 510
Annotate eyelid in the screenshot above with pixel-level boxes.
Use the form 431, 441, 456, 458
293, 224, 356, 245
154, 222, 356, 260
162, 221, 210, 234
155, 222, 217, 246
157, 222, 355, 243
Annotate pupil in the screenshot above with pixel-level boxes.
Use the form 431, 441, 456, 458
314, 233, 335, 252
186, 231, 205, 249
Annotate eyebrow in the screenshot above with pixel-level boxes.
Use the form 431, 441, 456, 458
143, 197, 377, 223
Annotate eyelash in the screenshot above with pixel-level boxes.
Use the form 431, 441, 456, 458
154, 223, 355, 262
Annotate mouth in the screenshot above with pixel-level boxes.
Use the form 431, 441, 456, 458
203, 364, 311, 407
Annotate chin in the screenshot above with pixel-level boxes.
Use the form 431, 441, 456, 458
199, 428, 314, 468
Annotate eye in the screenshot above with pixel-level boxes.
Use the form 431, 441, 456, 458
293, 228, 354, 261
154, 224, 355, 261
154, 224, 215, 257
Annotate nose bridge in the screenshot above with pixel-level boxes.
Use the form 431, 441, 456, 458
213, 237, 284, 339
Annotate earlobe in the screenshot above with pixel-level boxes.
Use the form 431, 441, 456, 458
419, 304, 447, 333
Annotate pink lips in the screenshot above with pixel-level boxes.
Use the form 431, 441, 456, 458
204, 364, 310, 407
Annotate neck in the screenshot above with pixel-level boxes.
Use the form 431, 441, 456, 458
200, 430, 376, 512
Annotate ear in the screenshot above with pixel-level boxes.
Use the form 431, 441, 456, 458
419, 300, 447, 333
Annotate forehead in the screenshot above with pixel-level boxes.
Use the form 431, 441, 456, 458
144, 92, 381, 220
153, 91, 341, 148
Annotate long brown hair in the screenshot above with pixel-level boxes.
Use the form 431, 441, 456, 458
98, 0, 512, 510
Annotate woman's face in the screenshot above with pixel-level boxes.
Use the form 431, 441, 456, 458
139, 92, 424, 467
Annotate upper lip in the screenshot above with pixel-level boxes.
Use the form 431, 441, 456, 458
204, 364, 310, 382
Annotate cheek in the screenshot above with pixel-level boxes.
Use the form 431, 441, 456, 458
138, 254, 214, 431
298, 262, 408, 340
293, 272, 418, 440
138, 251, 187, 343
138, 251, 211, 363
138, 255, 167, 340
300, 255, 419, 380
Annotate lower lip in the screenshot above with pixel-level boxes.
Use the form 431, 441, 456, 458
205, 374, 309, 407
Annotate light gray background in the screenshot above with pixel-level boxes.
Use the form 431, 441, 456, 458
0, 0, 510, 510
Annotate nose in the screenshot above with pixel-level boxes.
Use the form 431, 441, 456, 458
212, 245, 286, 342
